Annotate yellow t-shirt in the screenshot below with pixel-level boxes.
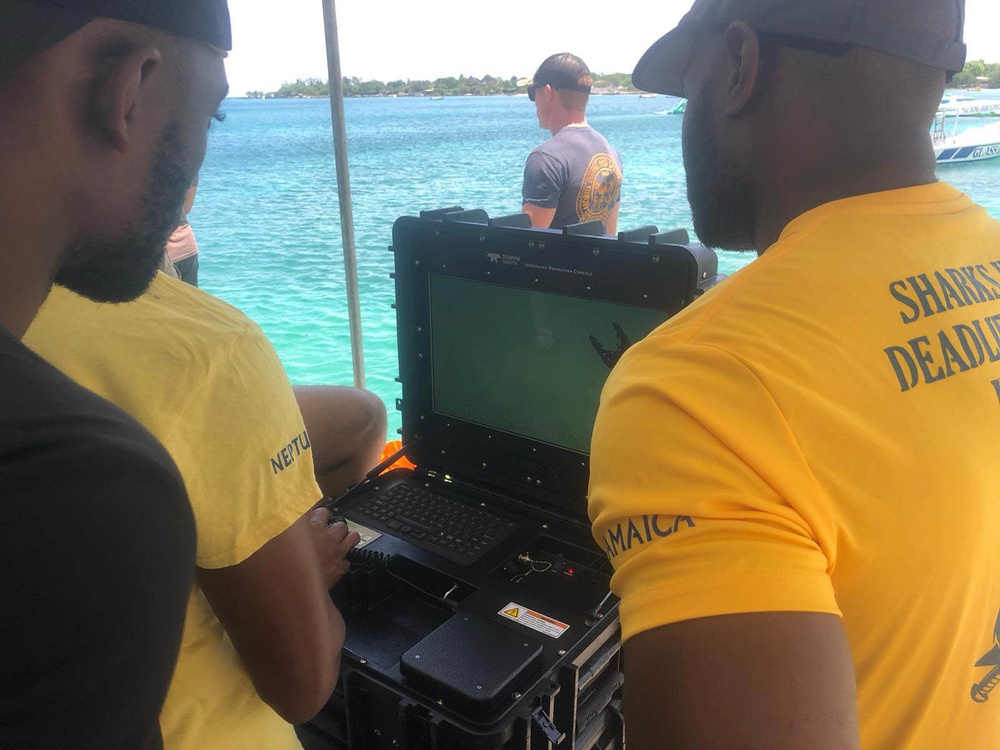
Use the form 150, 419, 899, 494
589, 183, 1000, 748
26, 274, 321, 750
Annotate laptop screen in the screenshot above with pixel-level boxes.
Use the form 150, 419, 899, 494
429, 274, 669, 454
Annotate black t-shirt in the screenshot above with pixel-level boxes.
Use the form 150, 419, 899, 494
521, 125, 623, 231
0, 327, 196, 749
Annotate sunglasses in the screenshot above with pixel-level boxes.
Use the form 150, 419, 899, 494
527, 83, 548, 102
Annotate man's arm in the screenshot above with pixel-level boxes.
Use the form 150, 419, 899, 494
197, 515, 359, 725
590, 340, 858, 748
522, 202, 557, 229
195, 386, 381, 725
625, 612, 860, 749
522, 150, 562, 229
0, 429, 195, 750
293, 385, 387, 499
605, 203, 620, 235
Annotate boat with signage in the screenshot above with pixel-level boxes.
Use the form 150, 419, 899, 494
938, 96, 1000, 117
932, 112, 1000, 165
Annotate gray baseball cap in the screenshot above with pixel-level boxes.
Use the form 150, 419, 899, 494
633, 0, 967, 97
0, 0, 231, 71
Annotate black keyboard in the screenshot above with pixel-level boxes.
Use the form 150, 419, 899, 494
347, 482, 518, 565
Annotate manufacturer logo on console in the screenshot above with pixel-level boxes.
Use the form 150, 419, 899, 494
486, 252, 521, 266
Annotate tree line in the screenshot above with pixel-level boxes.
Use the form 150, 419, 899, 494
950, 60, 1000, 90
244, 62, 999, 100
247, 73, 639, 99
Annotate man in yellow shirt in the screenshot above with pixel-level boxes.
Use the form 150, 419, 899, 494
26, 274, 387, 749
589, 0, 999, 747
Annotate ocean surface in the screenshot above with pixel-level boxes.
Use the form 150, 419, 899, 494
195, 93, 1000, 434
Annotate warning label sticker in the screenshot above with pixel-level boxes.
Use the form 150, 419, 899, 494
498, 601, 570, 639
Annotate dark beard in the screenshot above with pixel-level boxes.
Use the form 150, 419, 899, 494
55, 122, 192, 303
682, 88, 757, 252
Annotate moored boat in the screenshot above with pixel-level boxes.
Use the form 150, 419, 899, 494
932, 113, 1000, 165
939, 96, 1000, 117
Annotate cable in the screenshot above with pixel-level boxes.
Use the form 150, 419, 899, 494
585, 589, 616, 627
517, 552, 553, 573
384, 565, 461, 611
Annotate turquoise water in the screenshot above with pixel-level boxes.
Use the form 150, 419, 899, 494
195, 94, 1000, 434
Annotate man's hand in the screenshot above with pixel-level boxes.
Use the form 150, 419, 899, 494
308, 509, 360, 589
197, 511, 351, 725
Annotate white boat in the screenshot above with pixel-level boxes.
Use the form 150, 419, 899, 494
939, 96, 1000, 117
639, 93, 658, 99
932, 114, 1000, 165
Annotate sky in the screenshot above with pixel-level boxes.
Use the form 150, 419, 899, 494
226, 0, 1000, 95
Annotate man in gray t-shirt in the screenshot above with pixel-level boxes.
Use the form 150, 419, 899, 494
522, 53, 623, 234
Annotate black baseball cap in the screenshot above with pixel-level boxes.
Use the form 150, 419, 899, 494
633, 0, 967, 96
0, 0, 232, 71
527, 53, 594, 93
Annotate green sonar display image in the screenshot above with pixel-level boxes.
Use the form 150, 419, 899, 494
430, 274, 670, 453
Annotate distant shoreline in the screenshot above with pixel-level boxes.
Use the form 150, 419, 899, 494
243, 73, 650, 100
231, 89, 998, 101
233, 91, 684, 100
243, 63, 1000, 100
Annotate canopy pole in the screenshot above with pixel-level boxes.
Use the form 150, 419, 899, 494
321, 0, 365, 388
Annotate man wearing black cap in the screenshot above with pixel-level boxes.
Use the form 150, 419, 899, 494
589, 0, 999, 747
522, 53, 623, 234
0, 1, 230, 747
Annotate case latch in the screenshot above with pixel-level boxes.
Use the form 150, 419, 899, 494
530, 706, 565, 744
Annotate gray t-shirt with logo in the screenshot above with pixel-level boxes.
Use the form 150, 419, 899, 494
522, 125, 623, 232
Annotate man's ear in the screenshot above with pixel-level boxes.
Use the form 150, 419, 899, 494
90, 45, 163, 152
722, 21, 762, 117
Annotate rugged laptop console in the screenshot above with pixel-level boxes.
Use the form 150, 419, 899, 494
303, 210, 721, 750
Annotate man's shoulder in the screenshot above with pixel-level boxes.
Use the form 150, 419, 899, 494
580, 124, 615, 146
31, 274, 268, 366
559, 124, 615, 146
528, 128, 601, 165
0, 329, 184, 489
24, 275, 287, 450
3, 328, 136, 428
51, 273, 255, 332
626, 186, 1000, 359
528, 140, 567, 163
540, 126, 621, 166
140, 273, 261, 341
583, 127, 622, 165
